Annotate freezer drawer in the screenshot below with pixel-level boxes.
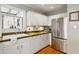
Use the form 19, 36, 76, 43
52, 38, 67, 53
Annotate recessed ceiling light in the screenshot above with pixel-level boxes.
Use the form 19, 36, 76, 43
50, 6, 54, 9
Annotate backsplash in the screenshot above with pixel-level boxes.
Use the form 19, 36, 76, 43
2, 26, 51, 34
26, 26, 51, 32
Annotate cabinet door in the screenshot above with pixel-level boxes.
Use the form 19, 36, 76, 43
42, 15, 48, 25
40, 15, 48, 25
0, 44, 3, 54
18, 38, 31, 54
27, 11, 39, 26
27, 11, 48, 26
40, 35, 46, 48
3, 44, 19, 54
0, 13, 2, 37
0, 47, 3, 54
44, 34, 49, 45
30, 36, 40, 53
29, 12, 37, 25
37, 13, 43, 25
40, 34, 49, 48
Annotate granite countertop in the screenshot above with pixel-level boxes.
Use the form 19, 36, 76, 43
0, 39, 10, 43
17, 31, 50, 39
0, 31, 51, 43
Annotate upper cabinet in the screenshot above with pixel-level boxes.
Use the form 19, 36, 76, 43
27, 11, 48, 26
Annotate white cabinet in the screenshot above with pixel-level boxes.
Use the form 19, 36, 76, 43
0, 47, 3, 54
0, 12, 2, 37
3, 44, 19, 54
30, 36, 40, 53
2, 39, 19, 54
41, 15, 48, 25
40, 34, 49, 48
0, 44, 3, 54
0, 33, 50, 54
2, 37, 31, 54
27, 11, 38, 26
27, 11, 48, 26
30, 34, 50, 53
18, 38, 31, 54
43, 34, 49, 46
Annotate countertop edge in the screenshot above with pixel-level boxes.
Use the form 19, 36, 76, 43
0, 32, 51, 43
17, 32, 51, 39
0, 39, 10, 43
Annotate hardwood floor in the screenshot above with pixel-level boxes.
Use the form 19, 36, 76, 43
36, 46, 64, 54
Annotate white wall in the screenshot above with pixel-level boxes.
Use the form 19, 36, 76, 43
67, 4, 79, 54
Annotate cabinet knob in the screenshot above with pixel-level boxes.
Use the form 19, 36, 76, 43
17, 46, 19, 49
21, 45, 23, 48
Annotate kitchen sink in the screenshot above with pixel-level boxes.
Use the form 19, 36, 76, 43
2, 34, 28, 40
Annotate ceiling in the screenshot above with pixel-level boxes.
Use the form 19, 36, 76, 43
24, 4, 67, 15
8, 4, 67, 16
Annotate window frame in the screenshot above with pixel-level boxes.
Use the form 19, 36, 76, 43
2, 13, 23, 29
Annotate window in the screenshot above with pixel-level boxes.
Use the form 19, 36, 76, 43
16, 12, 24, 17
3, 15, 23, 29
3, 15, 14, 29
10, 10, 18, 15
1, 6, 24, 17
14, 17, 23, 29
1, 7, 9, 13
1, 6, 24, 29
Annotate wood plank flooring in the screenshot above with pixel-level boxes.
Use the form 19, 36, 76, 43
36, 46, 64, 54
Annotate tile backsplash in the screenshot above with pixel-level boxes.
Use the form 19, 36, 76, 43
26, 26, 51, 32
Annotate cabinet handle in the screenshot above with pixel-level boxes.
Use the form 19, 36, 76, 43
17, 46, 19, 49
21, 45, 23, 48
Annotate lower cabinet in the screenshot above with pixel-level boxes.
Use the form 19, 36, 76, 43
3, 44, 19, 54
30, 36, 40, 53
40, 34, 49, 48
0, 33, 50, 54
0, 44, 3, 54
30, 34, 50, 53
18, 38, 31, 54
0, 48, 3, 54
3, 38, 31, 54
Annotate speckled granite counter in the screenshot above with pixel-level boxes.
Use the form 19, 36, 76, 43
0, 31, 51, 43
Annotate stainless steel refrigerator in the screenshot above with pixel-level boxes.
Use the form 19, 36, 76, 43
51, 18, 67, 53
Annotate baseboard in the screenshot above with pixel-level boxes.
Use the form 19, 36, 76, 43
34, 45, 50, 54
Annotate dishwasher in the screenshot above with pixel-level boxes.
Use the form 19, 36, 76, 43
52, 37, 67, 53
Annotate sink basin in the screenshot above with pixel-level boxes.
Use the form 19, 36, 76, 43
16, 34, 28, 37
27, 32, 46, 35
27, 33, 37, 35
3, 34, 28, 40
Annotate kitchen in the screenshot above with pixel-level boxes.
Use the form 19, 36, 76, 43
0, 4, 79, 54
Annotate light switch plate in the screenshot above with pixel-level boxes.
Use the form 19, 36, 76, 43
73, 25, 77, 29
